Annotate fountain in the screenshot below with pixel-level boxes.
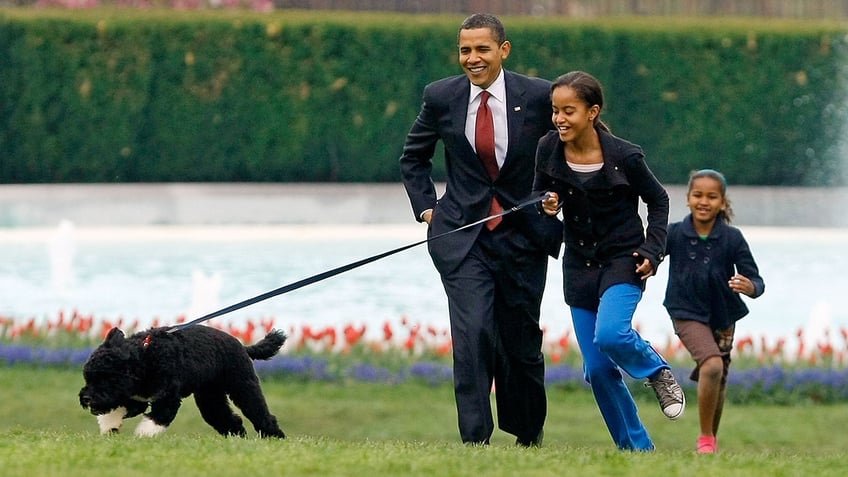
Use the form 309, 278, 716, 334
48, 220, 76, 298
186, 270, 222, 321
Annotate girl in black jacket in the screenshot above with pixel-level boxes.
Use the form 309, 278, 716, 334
664, 169, 765, 454
534, 71, 685, 451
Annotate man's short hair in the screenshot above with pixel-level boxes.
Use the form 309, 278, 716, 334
458, 13, 506, 45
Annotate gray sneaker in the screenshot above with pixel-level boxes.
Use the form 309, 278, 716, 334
645, 368, 685, 419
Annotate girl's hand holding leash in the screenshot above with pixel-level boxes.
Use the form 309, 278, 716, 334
542, 192, 560, 215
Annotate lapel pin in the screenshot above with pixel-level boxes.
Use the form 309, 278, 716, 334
514, 106, 521, 112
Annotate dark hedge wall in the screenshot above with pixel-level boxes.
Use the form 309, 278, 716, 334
1, 10, 846, 185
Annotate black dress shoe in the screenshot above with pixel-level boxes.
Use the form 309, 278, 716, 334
516, 429, 544, 448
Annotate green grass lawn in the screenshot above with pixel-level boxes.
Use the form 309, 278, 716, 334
1, 366, 847, 476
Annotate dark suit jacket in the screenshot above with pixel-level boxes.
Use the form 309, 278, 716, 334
400, 70, 562, 275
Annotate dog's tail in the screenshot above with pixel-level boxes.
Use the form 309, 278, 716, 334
246, 329, 287, 360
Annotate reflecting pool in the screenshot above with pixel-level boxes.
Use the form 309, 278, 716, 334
1, 224, 845, 352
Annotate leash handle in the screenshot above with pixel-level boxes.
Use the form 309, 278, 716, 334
168, 192, 551, 332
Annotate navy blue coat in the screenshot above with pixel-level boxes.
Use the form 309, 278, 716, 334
663, 215, 765, 330
532, 128, 669, 311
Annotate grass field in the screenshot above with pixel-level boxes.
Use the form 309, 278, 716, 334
1, 366, 847, 476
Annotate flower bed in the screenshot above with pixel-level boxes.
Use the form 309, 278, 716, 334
2, 311, 848, 404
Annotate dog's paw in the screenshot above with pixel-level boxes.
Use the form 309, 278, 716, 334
97, 407, 127, 435
135, 416, 168, 437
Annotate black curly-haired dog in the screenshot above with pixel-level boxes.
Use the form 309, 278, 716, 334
79, 325, 286, 438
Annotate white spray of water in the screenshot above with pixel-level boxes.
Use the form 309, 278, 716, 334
838, 33, 848, 185
186, 270, 222, 320
48, 219, 76, 298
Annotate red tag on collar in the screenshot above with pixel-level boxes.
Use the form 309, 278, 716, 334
142, 335, 152, 349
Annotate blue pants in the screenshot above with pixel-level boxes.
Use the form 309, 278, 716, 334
571, 283, 668, 451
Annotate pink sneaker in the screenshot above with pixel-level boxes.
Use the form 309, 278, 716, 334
697, 435, 717, 454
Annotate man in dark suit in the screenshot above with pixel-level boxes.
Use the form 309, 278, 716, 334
399, 13, 561, 446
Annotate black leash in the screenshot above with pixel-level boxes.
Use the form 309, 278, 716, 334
167, 193, 551, 332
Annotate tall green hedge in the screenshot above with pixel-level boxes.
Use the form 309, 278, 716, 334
0, 10, 846, 185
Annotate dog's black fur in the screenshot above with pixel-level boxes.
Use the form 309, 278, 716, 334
79, 325, 286, 438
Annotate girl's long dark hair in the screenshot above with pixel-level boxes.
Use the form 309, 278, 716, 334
551, 71, 611, 132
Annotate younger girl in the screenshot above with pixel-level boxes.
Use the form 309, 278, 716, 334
663, 169, 765, 454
